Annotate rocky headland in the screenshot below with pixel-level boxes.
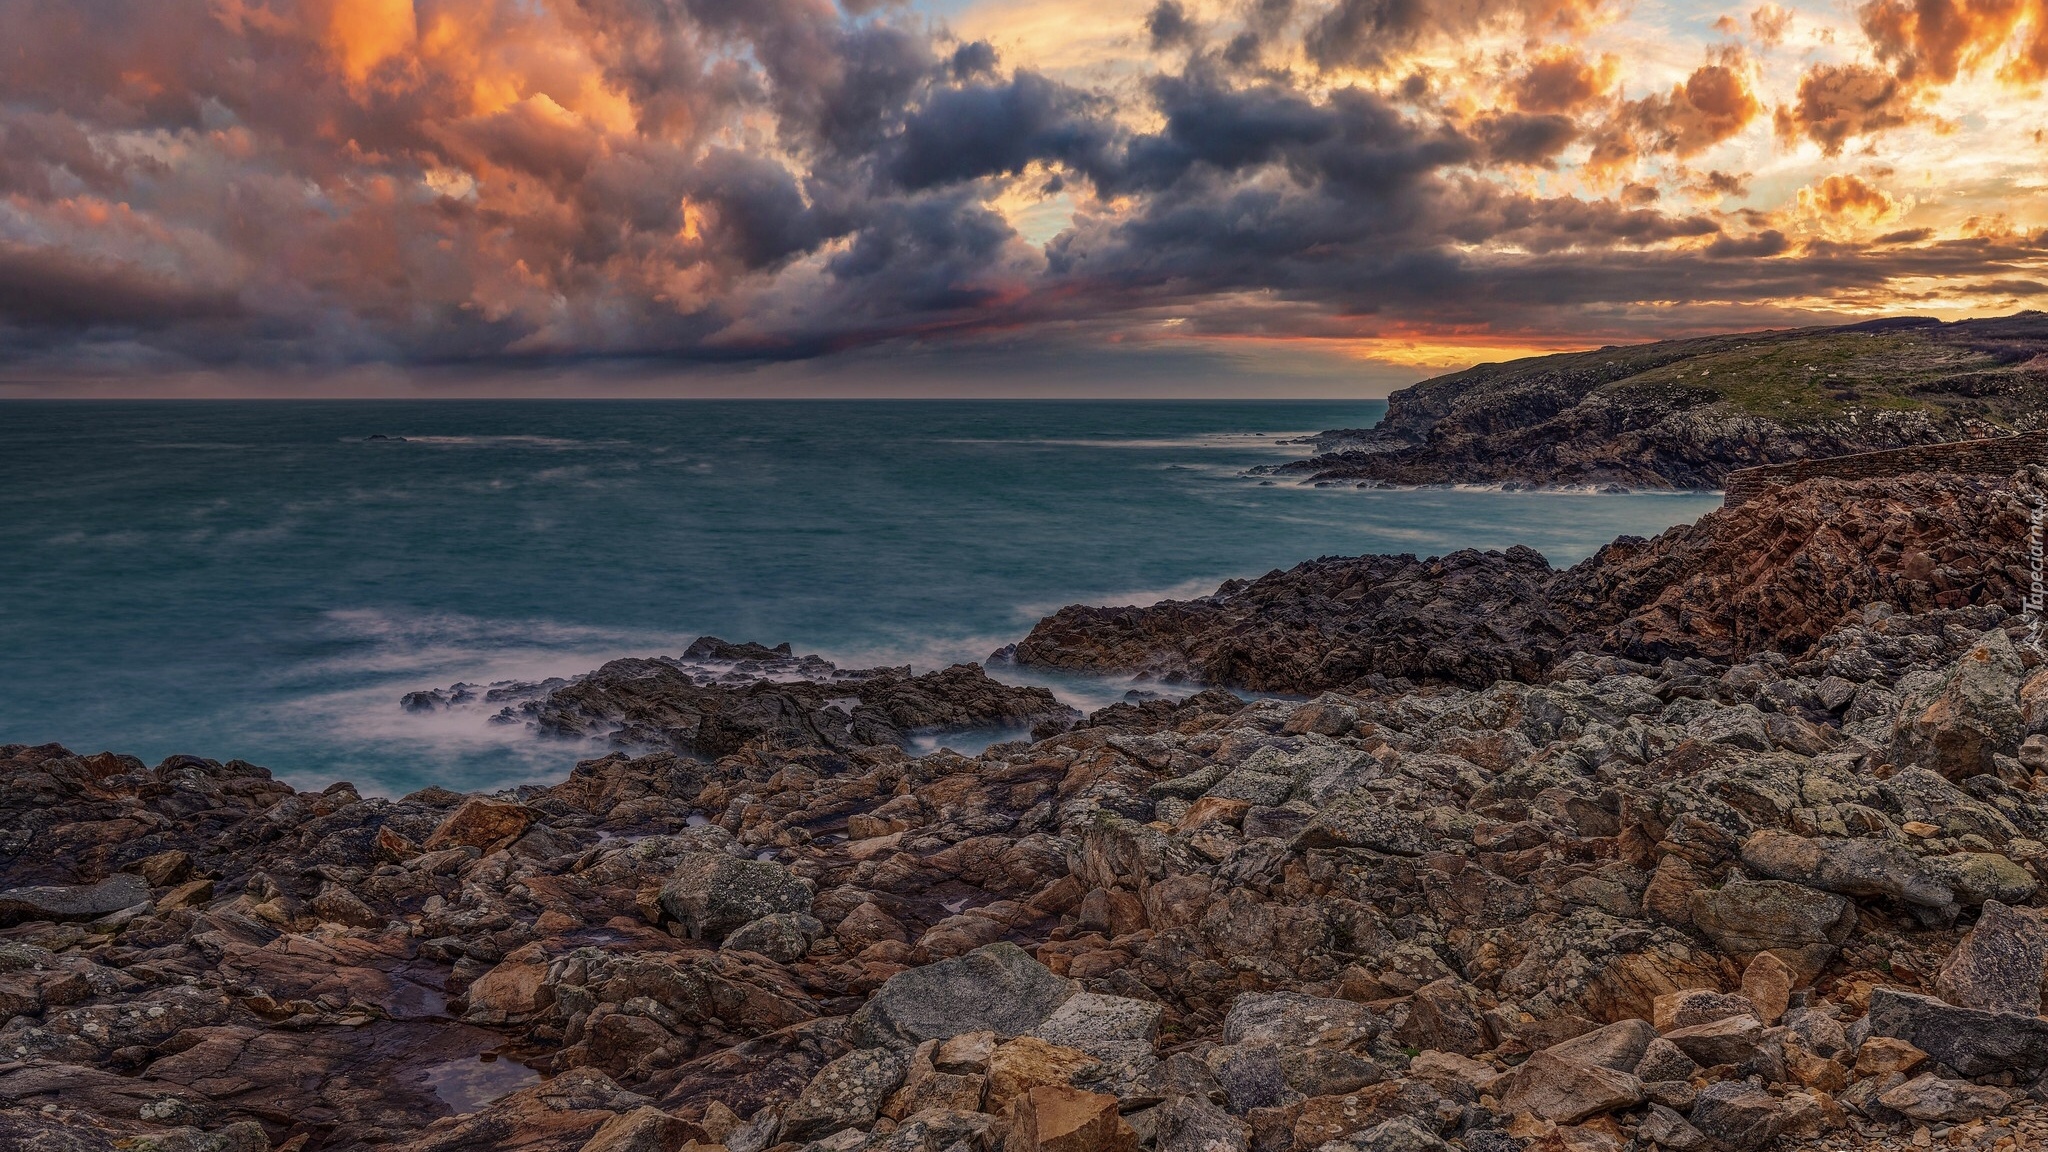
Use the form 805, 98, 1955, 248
9, 468, 2048, 1152
1264, 313, 2048, 490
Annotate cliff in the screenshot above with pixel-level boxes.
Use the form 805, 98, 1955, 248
1272, 313, 2048, 489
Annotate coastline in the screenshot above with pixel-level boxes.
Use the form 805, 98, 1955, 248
8, 467, 2048, 1151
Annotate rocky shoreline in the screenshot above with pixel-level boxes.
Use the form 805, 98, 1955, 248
1260, 314, 2048, 491
9, 469, 2048, 1152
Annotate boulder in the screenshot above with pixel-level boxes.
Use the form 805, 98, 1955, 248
656, 851, 813, 944
579, 1105, 707, 1152
1652, 988, 1759, 1031
1739, 952, 1795, 1024
1329, 1116, 1455, 1152
1687, 1082, 1784, 1152
1936, 900, 2047, 1015
722, 912, 824, 963
1864, 987, 2048, 1077
0, 873, 149, 925
1661, 1014, 1769, 1068
1689, 878, 1854, 982
1740, 830, 1953, 912
1926, 852, 2040, 907
1154, 1093, 1250, 1152
423, 797, 537, 852
850, 942, 1076, 1049
1028, 991, 1160, 1084
1633, 1038, 1698, 1083
1003, 1085, 1137, 1152
985, 1036, 1103, 1112
1876, 1073, 2013, 1123
1637, 1103, 1709, 1152
1892, 631, 2025, 780
1221, 991, 1383, 1050
1495, 1050, 1644, 1124
1853, 1036, 1929, 1077
780, 1047, 911, 1142
463, 941, 554, 1024
1293, 791, 1430, 855
1543, 1019, 1658, 1072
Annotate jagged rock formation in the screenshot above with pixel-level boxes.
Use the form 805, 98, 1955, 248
1013, 469, 2039, 690
1267, 313, 2048, 489
10, 473, 2048, 1150
409, 639, 1079, 757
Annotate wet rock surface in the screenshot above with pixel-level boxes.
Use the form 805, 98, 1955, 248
1013, 469, 2038, 689
412, 639, 1079, 757
11, 470, 2048, 1150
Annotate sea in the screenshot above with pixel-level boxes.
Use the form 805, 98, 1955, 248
0, 401, 1723, 795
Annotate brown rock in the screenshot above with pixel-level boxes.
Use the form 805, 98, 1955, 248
579, 1105, 705, 1152
1661, 1015, 1768, 1068
835, 902, 909, 951
376, 825, 421, 862
1739, 953, 1794, 1024
985, 1036, 1103, 1113
935, 1030, 998, 1074
311, 886, 384, 930
1854, 1036, 1929, 1078
1641, 856, 1706, 926
157, 878, 215, 911
463, 941, 554, 1024
1003, 1085, 1137, 1152
424, 797, 537, 852
1392, 978, 1495, 1056
130, 850, 192, 887
1496, 1050, 1645, 1124
1653, 988, 1759, 1032
1877, 1073, 2013, 1123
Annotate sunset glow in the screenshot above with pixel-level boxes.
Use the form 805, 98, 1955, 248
5, 0, 2048, 387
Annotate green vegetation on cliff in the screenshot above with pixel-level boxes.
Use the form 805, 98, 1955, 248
1284, 312, 2048, 489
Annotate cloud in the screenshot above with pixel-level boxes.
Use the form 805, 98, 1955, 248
1858, 0, 2034, 86
1798, 172, 1910, 224
0, 0, 2043, 379
1508, 48, 1617, 114
1589, 61, 1762, 170
1773, 62, 1917, 155
1749, 4, 1794, 49
1304, 0, 1614, 72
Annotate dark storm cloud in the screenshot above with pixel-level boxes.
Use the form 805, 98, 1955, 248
887, 73, 1114, 189
0, 245, 244, 329
0, 0, 2036, 375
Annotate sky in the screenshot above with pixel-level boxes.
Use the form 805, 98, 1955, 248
4, 0, 2048, 395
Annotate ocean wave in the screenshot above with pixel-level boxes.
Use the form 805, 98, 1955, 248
1011, 575, 1225, 619
356, 435, 625, 450
933, 432, 1317, 452
296, 607, 701, 680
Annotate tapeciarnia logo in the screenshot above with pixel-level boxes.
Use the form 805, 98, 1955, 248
2028, 489, 2046, 653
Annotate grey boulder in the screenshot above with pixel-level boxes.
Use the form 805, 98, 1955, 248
1936, 900, 2047, 1016
849, 942, 1075, 1048
657, 851, 812, 943
1864, 987, 2048, 1078
0, 873, 150, 925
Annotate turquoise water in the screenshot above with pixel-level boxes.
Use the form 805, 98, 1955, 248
0, 401, 1722, 794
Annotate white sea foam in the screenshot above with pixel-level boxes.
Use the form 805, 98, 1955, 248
936, 432, 1316, 453
365, 435, 620, 449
